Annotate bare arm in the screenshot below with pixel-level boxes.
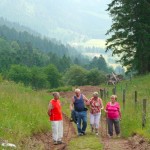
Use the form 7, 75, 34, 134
48, 103, 53, 111
82, 94, 89, 105
47, 102, 53, 116
104, 103, 108, 113
70, 97, 75, 111
119, 107, 122, 119
100, 99, 104, 110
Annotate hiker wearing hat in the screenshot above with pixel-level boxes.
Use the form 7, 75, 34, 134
89, 92, 104, 135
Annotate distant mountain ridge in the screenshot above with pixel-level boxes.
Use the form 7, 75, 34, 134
0, 23, 82, 58
0, 17, 40, 36
0, 0, 111, 43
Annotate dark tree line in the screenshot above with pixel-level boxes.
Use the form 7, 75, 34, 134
0, 25, 114, 89
0, 37, 72, 73
106, 0, 150, 74
0, 25, 85, 59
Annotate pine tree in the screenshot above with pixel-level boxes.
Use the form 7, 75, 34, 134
106, 0, 150, 74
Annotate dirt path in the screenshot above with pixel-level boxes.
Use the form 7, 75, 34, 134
61, 86, 133, 150
100, 116, 150, 150
24, 86, 149, 150
100, 117, 132, 150
61, 86, 149, 150
21, 113, 76, 150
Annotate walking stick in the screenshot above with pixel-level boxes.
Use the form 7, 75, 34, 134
106, 117, 107, 136
105, 112, 108, 137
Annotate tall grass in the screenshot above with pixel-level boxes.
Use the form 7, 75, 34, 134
1, 74, 149, 149
0, 81, 51, 146
102, 74, 150, 139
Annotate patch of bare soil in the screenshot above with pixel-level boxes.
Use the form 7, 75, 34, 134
60, 85, 101, 100
20, 113, 76, 150
21, 86, 150, 150
128, 134, 150, 150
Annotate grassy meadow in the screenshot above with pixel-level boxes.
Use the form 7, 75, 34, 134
0, 73, 150, 149
0, 81, 51, 148
0, 81, 103, 150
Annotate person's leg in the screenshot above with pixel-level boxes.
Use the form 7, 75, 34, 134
58, 120, 63, 142
90, 113, 95, 132
81, 111, 87, 134
51, 121, 59, 144
107, 118, 113, 137
76, 111, 82, 135
95, 113, 101, 135
114, 119, 120, 136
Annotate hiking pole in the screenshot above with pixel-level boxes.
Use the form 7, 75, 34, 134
63, 113, 70, 146
105, 113, 108, 137
100, 112, 102, 136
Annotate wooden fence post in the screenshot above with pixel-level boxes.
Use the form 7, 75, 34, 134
112, 86, 116, 95
100, 89, 103, 99
123, 89, 126, 109
142, 99, 147, 129
135, 91, 137, 104
104, 88, 106, 100
125, 83, 128, 89
106, 91, 109, 98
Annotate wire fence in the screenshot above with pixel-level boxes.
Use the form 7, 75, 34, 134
99, 86, 149, 129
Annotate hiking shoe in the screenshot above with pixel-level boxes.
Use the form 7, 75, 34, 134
57, 141, 65, 144
95, 132, 99, 136
108, 135, 113, 138
82, 132, 86, 135
116, 134, 120, 138
78, 133, 83, 136
53, 141, 58, 145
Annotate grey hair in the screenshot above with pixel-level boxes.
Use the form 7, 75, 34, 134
75, 88, 80, 93
93, 92, 99, 97
111, 95, 117, 100
53, 92, 60, 98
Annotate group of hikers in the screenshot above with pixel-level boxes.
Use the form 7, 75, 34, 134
47, 88, 121, 145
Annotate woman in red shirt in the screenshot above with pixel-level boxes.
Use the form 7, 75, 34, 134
105, 95, 121, 138
89, 92, 104, 135
48, 92, 63, 145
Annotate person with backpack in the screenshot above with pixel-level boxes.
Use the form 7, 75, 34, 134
47, 92, 64, 145
105, 95, 121, 138
89, 92, 104, 135
70, 88, 89, 136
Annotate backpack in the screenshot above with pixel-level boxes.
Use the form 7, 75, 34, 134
70, 110, 77, 124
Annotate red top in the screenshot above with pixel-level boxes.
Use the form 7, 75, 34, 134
89, 97, 102, 114
106, 102, 120, 119
49, 99, 63, 121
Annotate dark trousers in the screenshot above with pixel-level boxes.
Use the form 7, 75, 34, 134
107, 118, 120, 136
